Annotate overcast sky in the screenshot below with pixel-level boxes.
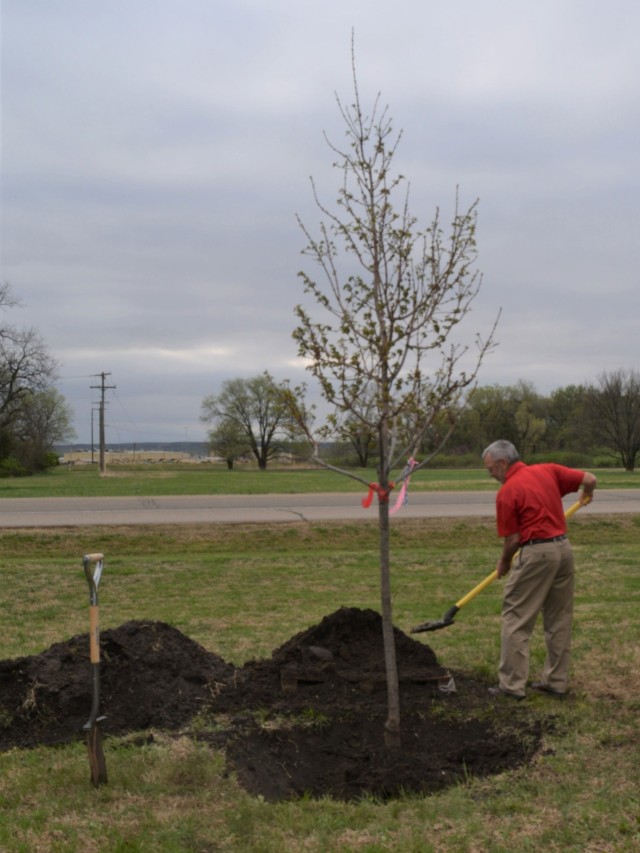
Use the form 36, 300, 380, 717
2, 0, 639, 445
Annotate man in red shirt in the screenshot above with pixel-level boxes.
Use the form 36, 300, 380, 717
482, 440, 597, 700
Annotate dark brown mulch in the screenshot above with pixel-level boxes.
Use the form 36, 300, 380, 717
0, 609, 545, 801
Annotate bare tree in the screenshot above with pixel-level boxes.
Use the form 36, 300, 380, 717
586, 368, 640, 472
0, 283, 64, 471
289, 55, 498, 747
0, 326, 59, 432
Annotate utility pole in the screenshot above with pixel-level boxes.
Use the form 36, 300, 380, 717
90, 373, 116, 476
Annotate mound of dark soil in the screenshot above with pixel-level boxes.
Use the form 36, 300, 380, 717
0, 620, 233, 751
0, 609, 544, 801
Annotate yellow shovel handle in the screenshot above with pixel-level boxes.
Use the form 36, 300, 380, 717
454, 498, 587, 609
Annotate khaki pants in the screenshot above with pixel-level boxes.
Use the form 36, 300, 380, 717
499, 538, 575, 697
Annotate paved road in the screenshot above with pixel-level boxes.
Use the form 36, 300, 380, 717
0, 490, 638, 527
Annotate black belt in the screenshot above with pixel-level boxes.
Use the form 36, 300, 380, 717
521, 534, 567, 548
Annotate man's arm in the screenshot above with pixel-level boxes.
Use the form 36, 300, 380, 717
497, 532, 521, 578
580, 471, 597, 503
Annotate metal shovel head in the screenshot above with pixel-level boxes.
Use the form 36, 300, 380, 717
410, 616, 456, 634
411, 604, 459, 634
86, 723, 108, 787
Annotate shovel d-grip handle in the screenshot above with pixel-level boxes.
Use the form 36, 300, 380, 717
83, 553, 104, 603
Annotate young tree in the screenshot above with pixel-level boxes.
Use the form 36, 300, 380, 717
206, 418, 248, 469
201, 374, 308, 470
291, 58, 498, 747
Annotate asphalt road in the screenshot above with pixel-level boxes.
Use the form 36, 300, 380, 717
0, 490, 638, 527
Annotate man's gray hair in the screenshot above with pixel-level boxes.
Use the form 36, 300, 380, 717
482, 440, 520, 464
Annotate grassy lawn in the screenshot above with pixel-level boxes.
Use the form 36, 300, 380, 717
0, 463, 638, 498
0, 514, 639, 851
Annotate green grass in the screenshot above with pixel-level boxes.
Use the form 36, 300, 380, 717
1, 463, 638, 498
0, 515, 639, 851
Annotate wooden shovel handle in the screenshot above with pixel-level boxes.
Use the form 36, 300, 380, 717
89, 605, 100, 664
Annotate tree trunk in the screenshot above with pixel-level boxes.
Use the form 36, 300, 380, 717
378, 481, 401, 748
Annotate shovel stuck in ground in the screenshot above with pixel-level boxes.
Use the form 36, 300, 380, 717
83, 552, 108, 787
411, 498, 587, 634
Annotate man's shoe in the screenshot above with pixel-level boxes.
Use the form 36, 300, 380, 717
488, 686, 525, 701
530, 681, 566, 699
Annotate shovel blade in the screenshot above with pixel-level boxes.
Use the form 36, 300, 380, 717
86, 724, 108, 787
411, 604, 460, 634
410, 618, 455, 634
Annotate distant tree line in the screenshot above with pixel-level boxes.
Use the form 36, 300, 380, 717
202, 369, 640, 473
418, 373, 640, 471
0, 284, 75, 475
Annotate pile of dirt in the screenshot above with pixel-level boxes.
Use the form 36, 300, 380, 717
0, 620, 233, 751
0, 609, 544, 801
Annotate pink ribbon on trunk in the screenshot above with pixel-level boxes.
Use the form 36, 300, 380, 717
389, 457, 417, 516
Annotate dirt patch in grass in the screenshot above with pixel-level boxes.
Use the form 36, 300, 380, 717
0, 609, 544, 801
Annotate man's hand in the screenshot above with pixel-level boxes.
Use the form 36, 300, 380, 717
498, 533, 521, 578
581, 471, 597, 504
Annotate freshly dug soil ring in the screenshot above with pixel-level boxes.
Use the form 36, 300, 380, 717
206, 607, 544, 801
0, 609, 544, 801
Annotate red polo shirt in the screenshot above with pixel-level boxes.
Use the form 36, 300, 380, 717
495, 461, 585, 542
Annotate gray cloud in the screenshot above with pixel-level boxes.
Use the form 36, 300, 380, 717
2, 0, 639, 443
